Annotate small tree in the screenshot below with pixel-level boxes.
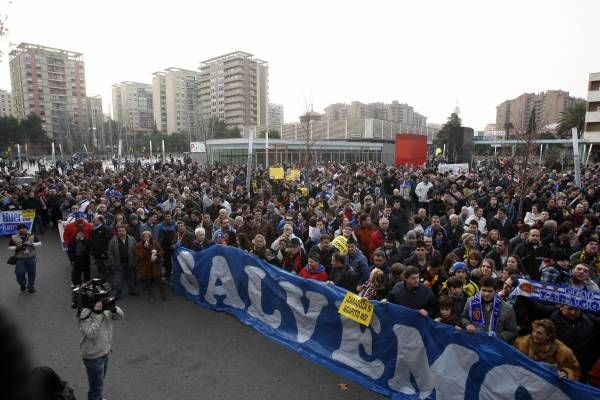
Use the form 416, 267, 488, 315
433, 112, 462, 150
257, 129, 280, 139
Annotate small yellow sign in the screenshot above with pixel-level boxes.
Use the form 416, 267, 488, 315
21, 209, 36, 220
269, 167, 284, 180
338, 291, 374, 326
286, 169, 301, 181
331, 235, 348, 255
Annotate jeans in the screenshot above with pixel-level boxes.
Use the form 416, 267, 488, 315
83, 353, 109, 400
15, 257, 36, 289
112, 263, 136, 298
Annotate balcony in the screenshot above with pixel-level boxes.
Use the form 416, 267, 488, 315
224, 95, 245, 104
585, 110, 600, 124
588, 89, 600, 103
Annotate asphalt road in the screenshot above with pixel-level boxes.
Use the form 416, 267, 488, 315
0, 232, 384, 400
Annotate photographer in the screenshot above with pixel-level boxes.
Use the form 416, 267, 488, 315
8, 223, 42, 293
79, 296, 124, 400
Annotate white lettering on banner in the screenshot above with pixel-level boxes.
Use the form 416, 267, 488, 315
205, 256, 245, 309
388, 324, 435, 398
388, 325, 479, 399
177, 251, 200, 295
429, 344, 479, 400
480, 365, 569, 400
278, 281, 327, 343
244, 266, 282, 329
331, 314, 385, 379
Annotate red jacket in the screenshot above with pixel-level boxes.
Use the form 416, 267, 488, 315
369, 229, 387, 258
299, 265, 328, 282
355, 224, 376, 257
63, 221, 93, 246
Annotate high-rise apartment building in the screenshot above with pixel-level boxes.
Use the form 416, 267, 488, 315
496, 90, 581, 133
199, 51, 268, 129
9, 42, 88, 141
0, 89, 14, 117
86, 95, 104, 148
324, 100, 427, 129
152, 68, 201, 135
584, 72, 600, 141
112, 81, 153, 133
268, 103, 284, 129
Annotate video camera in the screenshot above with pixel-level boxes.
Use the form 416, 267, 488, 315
71, 278, 116, 312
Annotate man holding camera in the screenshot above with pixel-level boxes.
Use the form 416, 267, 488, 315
8, 223, 42, 293
80, 298, 124, 400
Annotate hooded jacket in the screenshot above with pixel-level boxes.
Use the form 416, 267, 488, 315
299, 264, 328, 282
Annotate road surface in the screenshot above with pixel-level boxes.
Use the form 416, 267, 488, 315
0, 232, 385, 399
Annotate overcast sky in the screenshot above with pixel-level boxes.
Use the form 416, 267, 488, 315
0, 0, 597, 130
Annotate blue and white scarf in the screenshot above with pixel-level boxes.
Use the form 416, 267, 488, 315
469, 292, 501, 334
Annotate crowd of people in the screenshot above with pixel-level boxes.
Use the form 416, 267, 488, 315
3, 154, 600, 397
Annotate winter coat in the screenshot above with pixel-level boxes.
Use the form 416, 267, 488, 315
107, 234, 137, 270
514, 336, 581, 380
387, 282, 436, 315
79, 307, 124, 360
460, 297, 518, 343
63, 221, 93, 246
91, 224, 112, 259
136, 239, 164, 280
514, 242, 551, 281
67, 238, 91, 267
298, 264, 328, 282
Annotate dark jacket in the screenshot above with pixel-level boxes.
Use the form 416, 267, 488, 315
330, 265, 360, 292
513, 242, 551, 280
91, 224, 112, 259
387, 282, 436, 315
67, 238, 91, 266
551, 309, 600, 379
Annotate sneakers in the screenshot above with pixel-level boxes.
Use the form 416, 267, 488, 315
20, 285, 26, 292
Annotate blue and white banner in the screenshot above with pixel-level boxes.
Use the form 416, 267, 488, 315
0, 209, 35, 235
511, 278, 600, 312
174, 245, 600, 400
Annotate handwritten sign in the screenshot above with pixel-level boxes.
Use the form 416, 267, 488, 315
338, 291, 374, 326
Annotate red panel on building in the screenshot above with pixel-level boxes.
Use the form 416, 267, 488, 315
395, 134, 427, 166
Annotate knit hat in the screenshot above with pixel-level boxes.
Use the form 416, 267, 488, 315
450, 262, 469, 274
461, 233, 475, 243
405, 230, 417, 240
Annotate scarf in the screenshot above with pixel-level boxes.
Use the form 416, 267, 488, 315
528, 337, 557, 362
469, 292, 501, 334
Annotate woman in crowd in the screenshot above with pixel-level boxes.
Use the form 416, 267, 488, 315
136, 230, 168, 303
514, 319, 581, 380
358, 267, 387, 301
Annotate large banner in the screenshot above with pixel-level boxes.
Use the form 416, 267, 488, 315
173, 245, 600, 400
0, 209, 35, 235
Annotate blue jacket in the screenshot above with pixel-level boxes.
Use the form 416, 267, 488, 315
346, 248, 370, 284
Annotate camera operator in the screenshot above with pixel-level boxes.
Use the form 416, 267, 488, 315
79, 297, 124, 400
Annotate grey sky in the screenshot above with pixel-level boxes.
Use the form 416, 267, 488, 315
0, 0, 597, 130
